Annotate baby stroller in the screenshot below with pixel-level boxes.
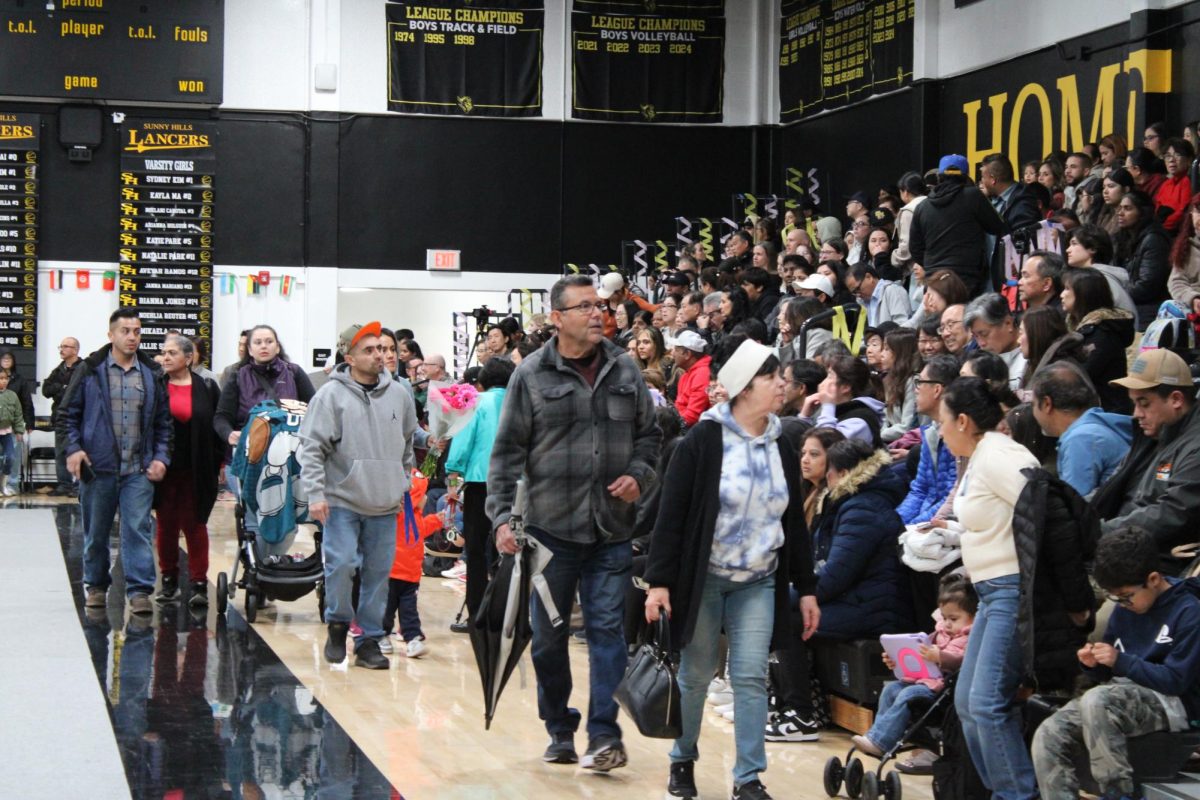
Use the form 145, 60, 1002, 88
216, 400, 325, 624
824, 675, 958, 800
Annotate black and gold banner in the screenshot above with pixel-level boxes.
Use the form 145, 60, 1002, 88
571, 10, 724, 123
386, 1, 544, 117
0, 112, 38, 352
573, 0, 723, 13
779, 0, 914, 123
117, 118, 215, 356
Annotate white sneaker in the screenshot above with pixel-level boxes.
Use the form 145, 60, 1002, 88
406, 639, 428, 658
378, 636, 394, 654
713, 701, 735, 716
721, 709, 735, 721
707, 688, 734, 706
0, 484, 15, 497
440, 562, 466, 579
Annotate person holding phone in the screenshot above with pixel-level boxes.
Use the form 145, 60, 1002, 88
59, 308, 173, 616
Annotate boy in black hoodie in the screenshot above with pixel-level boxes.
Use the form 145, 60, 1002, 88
1032, 527, 1200, 799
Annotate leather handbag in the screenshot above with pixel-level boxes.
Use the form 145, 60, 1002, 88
614, 612, 681, 739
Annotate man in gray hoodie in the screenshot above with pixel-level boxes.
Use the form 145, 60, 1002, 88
298, 321, 418, 670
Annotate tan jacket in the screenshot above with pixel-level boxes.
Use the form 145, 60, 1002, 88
1167, 236, 1200, 309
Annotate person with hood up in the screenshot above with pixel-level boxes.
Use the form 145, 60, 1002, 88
1029, 362, 1132, 498
797, 355, 886, 447
909, 154, 1007, 295
298, 321, 418, 671
644, 340, 819, 800
811, 439, 914, 638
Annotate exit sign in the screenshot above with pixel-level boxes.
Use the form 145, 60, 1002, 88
426, 249, 461, 271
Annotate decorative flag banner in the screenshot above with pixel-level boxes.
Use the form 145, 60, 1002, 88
247, 275, 257, 295
102, 271, 116, 291
280, 275, 294, 297
76, 269, 90, 289
48, 269, 63, 290
256, 270, 270, 286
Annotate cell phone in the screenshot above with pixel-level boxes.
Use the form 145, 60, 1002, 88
79, 460, 95, 484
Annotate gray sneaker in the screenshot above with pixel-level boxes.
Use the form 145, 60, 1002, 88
581, 736, 628, 772
128, 593, 153, 615
85, 587, 107, 609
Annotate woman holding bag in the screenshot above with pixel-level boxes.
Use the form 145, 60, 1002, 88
644, 340, 820, 800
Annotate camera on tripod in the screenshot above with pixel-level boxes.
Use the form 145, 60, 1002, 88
471, 306, 492, 326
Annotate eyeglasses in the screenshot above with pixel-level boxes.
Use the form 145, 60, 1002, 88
558, 301, 601, 315
853, 221, 870, 228
1104, 583, 1146, 607
1163, 151, 1183, 161
1144, 133, 1161, 142
938, 320, 962, 333
914, 378, 944, 387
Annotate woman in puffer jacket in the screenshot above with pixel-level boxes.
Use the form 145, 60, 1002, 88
812, 439, 914, 638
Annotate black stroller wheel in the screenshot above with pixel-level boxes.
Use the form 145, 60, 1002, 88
845, 757, 865, 799
861, 770, 879, 800
884, 771, 902, 800
216, 572, 228, 614
823, 757, 844, 796
245, 590, 258, 623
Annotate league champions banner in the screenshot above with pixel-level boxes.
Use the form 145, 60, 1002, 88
386, 1, 544, 117
117, 119, 215, 362
571, 1, 725, 123
779, 0, 914, 123
0, 113, 39, 354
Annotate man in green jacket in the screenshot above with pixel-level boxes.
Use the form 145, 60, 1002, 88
0, 368, 26, 496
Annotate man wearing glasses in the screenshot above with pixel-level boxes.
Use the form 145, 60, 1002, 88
41, 337, 82, 496
937, 304, 973, 355
487, 275, 661, 771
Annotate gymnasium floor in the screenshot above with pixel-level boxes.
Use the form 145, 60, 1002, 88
9, 494, 935, 800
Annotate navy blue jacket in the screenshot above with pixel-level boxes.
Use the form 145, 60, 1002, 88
896, 425, 958, 525
1087, 577, 1200, 724
58, 345, 172, 475
812, 450, 914, 638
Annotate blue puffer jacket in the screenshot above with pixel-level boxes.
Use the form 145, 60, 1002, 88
58, 345, 172, 475
813, 449, 914, 638
896, 424, 958, 525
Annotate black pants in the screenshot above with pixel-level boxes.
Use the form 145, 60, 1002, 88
383, 579, 422, 640
463, 482, 496, 619
775, 608, 814, 715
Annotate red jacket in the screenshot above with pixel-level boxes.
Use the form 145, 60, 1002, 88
390, 471, 442, 583
674, 355, 712, 427
1156, 174, 1193, 234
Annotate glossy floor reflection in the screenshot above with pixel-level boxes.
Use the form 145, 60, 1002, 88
52, 502, 402, 800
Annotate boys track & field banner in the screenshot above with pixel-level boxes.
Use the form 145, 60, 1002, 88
386, 1, 544, 117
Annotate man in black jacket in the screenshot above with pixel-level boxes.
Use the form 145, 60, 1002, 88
979, 154, 1043, 291
41, 336, 82, 496
909, 154, 1007, 296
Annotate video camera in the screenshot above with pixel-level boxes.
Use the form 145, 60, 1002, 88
471, 306, 492, 326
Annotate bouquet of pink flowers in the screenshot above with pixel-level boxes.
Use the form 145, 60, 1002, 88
420, 381, 479, 477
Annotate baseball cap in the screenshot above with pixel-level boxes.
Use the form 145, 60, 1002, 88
1110, 347, 1193, 390
870, 207, 896, 227
718, 340, 777, 398
844, 191, 871, 207
672, 330, 707, 353
663, 272, 691, 287
939, 154, 970, 176
597, 272, 626, 300
338, 321, 382, 354
793, 274, 835, 299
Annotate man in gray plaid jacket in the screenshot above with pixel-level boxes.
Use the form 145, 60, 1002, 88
488, 274, 661, 773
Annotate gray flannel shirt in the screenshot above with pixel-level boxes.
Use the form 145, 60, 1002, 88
106, 356, 144, 476
486, 336, 661, 544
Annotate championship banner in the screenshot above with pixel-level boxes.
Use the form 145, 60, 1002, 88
571, 9, 725, 123
572, 0, 723, 12
0, 113, 38, 353
386, 1, 544, 117
117, 119, 216, 361
779, 0, 914, 123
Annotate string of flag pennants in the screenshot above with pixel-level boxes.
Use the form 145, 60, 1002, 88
42, 268, 300, 297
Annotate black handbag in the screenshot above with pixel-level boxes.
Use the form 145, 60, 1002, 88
614, 612, 682, 739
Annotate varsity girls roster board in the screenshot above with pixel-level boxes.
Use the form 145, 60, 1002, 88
0, 113, 39, 352
118, 119, 215, 354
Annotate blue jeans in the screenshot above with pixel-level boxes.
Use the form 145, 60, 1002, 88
671, 572, 775, 788
80, 472, 157, 596
866, 681, 937, 752
0, 432, 14, 478
955, 574, 1036, 800
529, 529, 631, 744
322, 506, 397, 645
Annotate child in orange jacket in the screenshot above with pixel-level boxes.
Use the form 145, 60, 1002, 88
383, 470, 442, 658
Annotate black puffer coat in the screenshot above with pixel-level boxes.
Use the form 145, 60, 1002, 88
1074, 308, 1135, 413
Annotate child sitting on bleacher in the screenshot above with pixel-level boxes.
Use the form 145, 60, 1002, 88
852, 573, 976, 757
1032, 527, 1200, 799
382, 470, 443, 659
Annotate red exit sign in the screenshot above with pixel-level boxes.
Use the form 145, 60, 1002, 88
426, 249, 461, 271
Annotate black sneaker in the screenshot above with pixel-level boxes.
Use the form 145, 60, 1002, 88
354, 638, 390, 670
156, 575, 180, 603
542, 732, 577, 764
668, 761, 697, 798
188, 581, 208, 607
764, 708, 821, 742
731, 780, 773, 800
324, 622, 349, 663
581, 736, 627, 772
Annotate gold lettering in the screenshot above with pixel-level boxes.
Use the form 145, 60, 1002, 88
63, 75, 99, 91
60, 20, 104, 38
962, 94, 1007, 179
7, 19, 37, 34
173, 26, 208, 43
1008, 83, 1052, 170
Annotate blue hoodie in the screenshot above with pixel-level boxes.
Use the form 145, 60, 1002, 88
1087, 577, 1200, 728
701, 402, 789, 583
1057, 408, 1133, 498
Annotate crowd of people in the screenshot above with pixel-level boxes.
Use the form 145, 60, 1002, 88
23, 119, 1200, 800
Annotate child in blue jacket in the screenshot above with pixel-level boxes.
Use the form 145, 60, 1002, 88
1032, 527, 1200, 799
